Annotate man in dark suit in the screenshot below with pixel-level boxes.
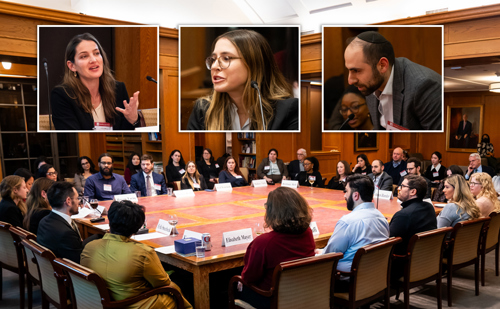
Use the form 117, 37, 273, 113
455, 114, 473, 148
394, 157, 432, 199
130, 154, 168, 196
384, 147, 408, 185
288, 148, 307, 180
344, 31, 441, 130
367, 160, 393, 191
37, 181, 83, 263
465, 152, 496, 180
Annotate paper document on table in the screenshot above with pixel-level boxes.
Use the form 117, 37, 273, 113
94, 224, 110, 230
132, 232, 167, 241
155, 246, 176, 254
71, 208, 92, 219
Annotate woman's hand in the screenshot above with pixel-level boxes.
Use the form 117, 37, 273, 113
264, 176, 272, 183
116, 91, 140, 124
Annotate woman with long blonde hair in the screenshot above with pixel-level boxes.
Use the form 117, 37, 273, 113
437, 174, 481, 228
187, 29, 298, 131
181, 161, 207, 191
0, 175, 29, 227
469, 172, 500, 217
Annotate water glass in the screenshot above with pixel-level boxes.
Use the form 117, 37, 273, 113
196, 241, 205, 258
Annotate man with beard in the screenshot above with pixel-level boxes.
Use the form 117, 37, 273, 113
130, 154, 168, 196
367, 159, 393, 191
344, 31, 441, 130
319, 174, 389, 291
394, 157, 432, 199
84, 153, 131, 200
389, 175, 437, 281
37, 182, 84, 263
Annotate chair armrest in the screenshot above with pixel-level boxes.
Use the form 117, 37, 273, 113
335, 270, 353, 280
105, 285, 185, 309
228, 275, 273, 300
392, 254, 408, 260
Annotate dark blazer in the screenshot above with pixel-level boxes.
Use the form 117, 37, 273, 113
37, 212, 83, 263
424, 165, 447, 183
181, 177, 208, 191
366, 57, 442, 130
197, 160, 220, 189
165, 164, 185, 183
457, 120, 472, 137
256, 158, 288, 179
0, 197, 23, 227
298, 171, 324, 188
218, 170, 248, 187
384, 160, 408, 186
287, 160, 303, 180
129, 172, 168, 196
50, 81, 139, 130
187, 98, 299, 130
28, 209, 51, 235
367, 171, 394, 191
468, 165, 496, 179
327, 177, 346, 191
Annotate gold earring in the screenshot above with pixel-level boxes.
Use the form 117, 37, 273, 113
73, 71, 77, 77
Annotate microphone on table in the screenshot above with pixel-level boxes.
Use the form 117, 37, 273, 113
251, 81, 266, 130
43, 58, 52, 130
339, 113, 355, 130
146, 76, 158, 84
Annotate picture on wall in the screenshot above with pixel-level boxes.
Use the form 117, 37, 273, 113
355, 133, 378, 151
446, 104, 483, 152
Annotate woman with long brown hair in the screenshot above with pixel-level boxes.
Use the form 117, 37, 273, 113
469, 172, 500, 217
24, 178, 55, 234
181, 161, 208, 191
187, 29, 297, 131
218, 156, 248, 187
51, 33, 141, 130
0, 175, 29, 227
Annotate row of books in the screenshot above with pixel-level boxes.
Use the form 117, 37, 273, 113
239, 156, 256, 169
237, 132, 255, 139
241, 141, 256, 153
148, 132, 162, 141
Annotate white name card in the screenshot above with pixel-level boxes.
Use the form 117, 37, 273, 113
251, 179, 268, 188
156, 219, 173, 235
281, 180, 299, 189
183, 230, 203, 240
222, 228, 253, 247
309, 222, 320, 236
215, 183, 233, 192
374, 189, 393, 200
173, 189, 195, 198
113, 193, 138, 203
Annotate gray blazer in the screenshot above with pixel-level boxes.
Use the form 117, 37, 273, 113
367, 171, 393, 191
366, 57, 442, 130
257, 158, 288, 179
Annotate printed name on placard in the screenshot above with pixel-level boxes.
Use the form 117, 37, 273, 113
173, 189, 195, 197
281, 180, 299, 188
309, 221, 320, 236
251, 179, 268, 187
113, 193, 138, 203
374, 189, 393, 200
215, 183, 233, 192
156, 219, 173, 235
183, 230, 203, 240
221, 228, 253, 247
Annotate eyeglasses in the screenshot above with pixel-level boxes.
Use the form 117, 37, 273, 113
399, 184, 410, 189
47, 171, 58, 176
205, 55, 241, 70
100, 162, 112, 166
469, 182, 482, 187
339, 103, 366, 115
303, 163, 311, 166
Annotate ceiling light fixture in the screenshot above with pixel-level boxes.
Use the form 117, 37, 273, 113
1, 62, 12, 70
489, 82, 500, 93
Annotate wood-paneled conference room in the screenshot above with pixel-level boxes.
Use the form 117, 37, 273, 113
1, 1, 500, 309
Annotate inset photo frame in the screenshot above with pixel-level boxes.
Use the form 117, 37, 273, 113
446, 104, 484, 152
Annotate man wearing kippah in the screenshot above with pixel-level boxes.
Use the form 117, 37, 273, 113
344, 31, 442, 130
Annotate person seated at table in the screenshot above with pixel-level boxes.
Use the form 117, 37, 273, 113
288, 148, 307, 180
437, 174, 480, 228
165, 150, 186, 183
469, 172, 500, 217
351, 154, 371, 175
219, 156, 248, 187
197, 148, 220, 189
424, 151, 447, 186
24, 178, 55, 234
124, 152, 141, 185
81, 200, 193, 309
84, 153, 131, 201
431, 165, 464, 203
36, 164, 58, 181
130, 154, 168, 196
181, 161, 208, 191
0, 175, 29, 227
327, 160, 350, 190
367, 160, 393, 191
239, 187, 315, 308
74, 156, 98, 195
256, 148, 288, 184
297, 157, 323, 188
13, 168, 34, 192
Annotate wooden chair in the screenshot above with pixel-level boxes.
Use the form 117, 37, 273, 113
443, 217, 490, 307
54, 258, 185, 309
10, 226, 38, 309
139, 108, 158, 126
0, 222, 25, 309
481, 212, 500, 286
240, 167, 249, 183
393, 227, 453, 309
333, 237, 402, 309
228, 252, 344, 309
21, 239, 73, 309
39, 114, 55, 130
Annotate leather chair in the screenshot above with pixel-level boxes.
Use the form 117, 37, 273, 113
481, 212, 500, 286
0, 222, 26, 309
228, 252, 344, 309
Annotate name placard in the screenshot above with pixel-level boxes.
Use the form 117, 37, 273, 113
281, 180, 299, 189
309, 222, 320, 236
173, 189, 195, 198
221, 228, 253, 247
374, 189, 393, 200
156, 219, 173, 235
182, 230, 203, 240
113, 193, 138, 203
251, 179, 268, 188
215, 183, 233, 192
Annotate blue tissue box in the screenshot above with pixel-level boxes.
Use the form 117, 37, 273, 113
174, 238, 199, 257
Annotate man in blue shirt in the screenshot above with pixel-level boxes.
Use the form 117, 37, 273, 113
84, 153, 131, 201
320, 174, 389, 291
465, 152, 496, 179
384, 147, 407, 185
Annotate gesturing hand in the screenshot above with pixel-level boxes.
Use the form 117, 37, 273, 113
116, 91, 139, 125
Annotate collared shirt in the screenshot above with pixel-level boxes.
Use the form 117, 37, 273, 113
267, 160, 281, 176
84, 172, 131, 201
372, 174, 381, 188
431, 163, 442, 172
392, 160, 401, 168
375, 66, 395, 129
51, 209, 72, 226
465, 165, 482, 180
143, 171, 157, 197
322, 202, 389, 273
299, 161, 304, 172
230, 103, 250, 130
